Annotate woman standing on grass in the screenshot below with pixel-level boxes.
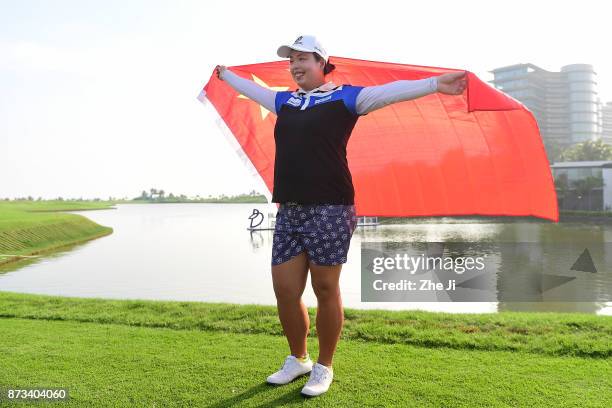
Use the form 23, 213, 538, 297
216, 34, 466, 397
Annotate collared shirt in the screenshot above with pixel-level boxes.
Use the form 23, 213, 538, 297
278, 81, 357, 113
272, 83, 366, 204
295, 81, 339, 96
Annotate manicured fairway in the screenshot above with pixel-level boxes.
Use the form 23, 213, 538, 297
1, 292, 610, 407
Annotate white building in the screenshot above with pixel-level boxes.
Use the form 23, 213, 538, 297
550, 161, 612, 211
489, 63, 602, 148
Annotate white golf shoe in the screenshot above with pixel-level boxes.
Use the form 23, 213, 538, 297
266, 354, 313, 385
300, 362, 334, 397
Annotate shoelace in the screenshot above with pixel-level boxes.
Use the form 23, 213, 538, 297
310, 365, 328, 383
281, 354, 310, 370
280, 356, 293, 371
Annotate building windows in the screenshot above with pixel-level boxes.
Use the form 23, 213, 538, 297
571, 112, 597, 122
569, 82, 596, 92
554, 168, 602, 182
491, 62, 604, 146
570, 102, 597, 112
508, 89, 533, 98
494, 69, 527, 80
571, 123, 598, 133
567, 72, 595, 82
499, 79, 528, 89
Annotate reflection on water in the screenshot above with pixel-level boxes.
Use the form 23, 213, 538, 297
0, 203, 610, 315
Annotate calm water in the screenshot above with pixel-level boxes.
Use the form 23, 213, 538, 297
0, 203, 610, 315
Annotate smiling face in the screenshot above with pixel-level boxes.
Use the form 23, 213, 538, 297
289, 50, 325, 91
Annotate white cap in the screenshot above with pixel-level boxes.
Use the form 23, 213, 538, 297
277, 35, 328, 63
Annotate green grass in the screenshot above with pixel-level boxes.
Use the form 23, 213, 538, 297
0, 292, 610, 359
0, 292, 610, 407
0, 200, 114, 265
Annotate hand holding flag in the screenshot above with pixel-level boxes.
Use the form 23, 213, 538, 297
436, 71, 467, 95
215, 65, 227, 80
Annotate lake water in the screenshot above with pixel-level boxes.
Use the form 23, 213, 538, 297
0, 203, 610, 315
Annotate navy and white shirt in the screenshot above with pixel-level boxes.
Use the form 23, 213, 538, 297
220, 69, 438, 204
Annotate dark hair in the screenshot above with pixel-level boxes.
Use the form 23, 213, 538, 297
313, 53, 336, 75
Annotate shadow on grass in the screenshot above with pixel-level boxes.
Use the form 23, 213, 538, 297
206, 379, 321, 407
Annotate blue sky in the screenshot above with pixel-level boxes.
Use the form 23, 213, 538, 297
1, 0, 609, 199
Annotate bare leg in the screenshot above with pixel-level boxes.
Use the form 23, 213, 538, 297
271, 251, 310, 358
308, 261, 343, 368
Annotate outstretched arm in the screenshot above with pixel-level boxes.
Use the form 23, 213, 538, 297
216, 65, 278, 115
355, 77, 438, 115
355, 71, 467, 116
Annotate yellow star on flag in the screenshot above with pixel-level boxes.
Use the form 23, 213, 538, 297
237, 74, 289, 120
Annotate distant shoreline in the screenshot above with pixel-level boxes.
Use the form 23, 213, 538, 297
2, 200, 610, 268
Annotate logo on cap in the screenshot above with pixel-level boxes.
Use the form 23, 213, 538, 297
294, 36, 303, 45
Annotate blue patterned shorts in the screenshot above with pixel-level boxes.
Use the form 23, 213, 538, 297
272, 202, 358, 266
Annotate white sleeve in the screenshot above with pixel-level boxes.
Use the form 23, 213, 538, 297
355, 76, 438, 115
220, 68, 278, 114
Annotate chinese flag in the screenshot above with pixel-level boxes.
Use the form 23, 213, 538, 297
197, 56, 559, 222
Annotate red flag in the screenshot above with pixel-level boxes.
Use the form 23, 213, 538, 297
197, 56, 559, 222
